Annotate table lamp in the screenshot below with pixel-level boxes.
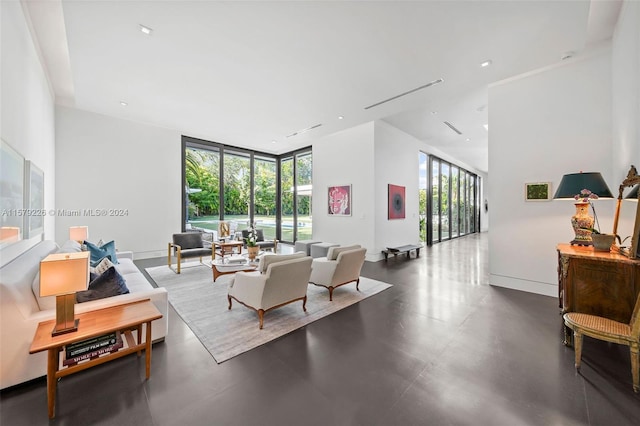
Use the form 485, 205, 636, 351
69, 226, 88, 243
39, 251, 90, 336
0, 227, 21, 243
553, 171, 613, 245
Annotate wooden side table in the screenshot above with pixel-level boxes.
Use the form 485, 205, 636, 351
213, 241, 244, 259
29, 299, 162, 418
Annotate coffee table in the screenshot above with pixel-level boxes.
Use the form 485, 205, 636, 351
213, 241, 244, 259
211, 256, 258, 282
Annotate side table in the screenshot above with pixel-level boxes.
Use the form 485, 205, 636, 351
29, 299, 162, 418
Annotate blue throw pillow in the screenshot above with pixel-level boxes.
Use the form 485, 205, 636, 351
85, 240, 118, 264
76, 266, 129, 303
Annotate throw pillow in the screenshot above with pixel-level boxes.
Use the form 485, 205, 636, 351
57, 240, 82, 253
85, 240, 118, 264
76, 266, 129, 303
90, 256, 114, 275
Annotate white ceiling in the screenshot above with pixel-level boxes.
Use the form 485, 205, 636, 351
24, 0, 622, 173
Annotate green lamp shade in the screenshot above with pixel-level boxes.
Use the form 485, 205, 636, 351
553, 172, 614, 199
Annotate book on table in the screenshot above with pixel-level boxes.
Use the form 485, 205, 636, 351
62, 332, 124, 367
65, 332, 118, 358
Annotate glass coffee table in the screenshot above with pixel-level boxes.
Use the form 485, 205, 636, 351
211, 254, 259, 282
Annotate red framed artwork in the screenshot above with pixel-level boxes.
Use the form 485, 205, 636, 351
388, 184, 405, 219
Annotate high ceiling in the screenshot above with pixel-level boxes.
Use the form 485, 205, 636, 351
25, 0, 621, 173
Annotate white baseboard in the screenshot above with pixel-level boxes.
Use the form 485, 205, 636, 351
490, 274, 557, 298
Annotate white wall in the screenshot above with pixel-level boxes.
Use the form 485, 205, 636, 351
55, 106, 182, 258
311, 122, 376, 259
373, 121, 421, 254
488, 49, 614, 296
0, 2, 56, 267
612, 0, 640, 186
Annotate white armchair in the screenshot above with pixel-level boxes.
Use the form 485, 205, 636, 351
227, 256, 313, 329
309, 245, 366, 300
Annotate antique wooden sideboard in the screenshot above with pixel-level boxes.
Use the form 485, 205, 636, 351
557, 244, 640, 345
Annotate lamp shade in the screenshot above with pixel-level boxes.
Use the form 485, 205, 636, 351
553, 172, 614, 199
69, 226, 88, 242
39, 252, 89, 297
0, 227, 21, 243
625, 185, 639, 201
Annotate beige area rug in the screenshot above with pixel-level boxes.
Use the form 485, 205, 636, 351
145, 264, 392, 363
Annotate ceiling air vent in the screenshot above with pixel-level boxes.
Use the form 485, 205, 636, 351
443, 121, 463, 135
286, 123, 322, 138
364, 78, 444, 110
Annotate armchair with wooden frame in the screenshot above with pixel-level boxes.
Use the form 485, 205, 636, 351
167, 232, 214, 274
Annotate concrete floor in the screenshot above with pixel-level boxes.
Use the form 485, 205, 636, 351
2, 233, 639, 425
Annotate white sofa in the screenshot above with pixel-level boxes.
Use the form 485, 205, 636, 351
0, 240, 168, 390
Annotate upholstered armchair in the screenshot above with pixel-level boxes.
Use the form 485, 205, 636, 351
241, 228, 278, 252
167, 232, 214, 274
309, 245, 366, 301
227, 255, 312, 329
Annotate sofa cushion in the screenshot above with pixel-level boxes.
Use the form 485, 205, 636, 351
327, 245, 361, 261
76, 266, 129, 303
259, 252, 306, 273
57, 240, 82, 253
85, 240, 119, 265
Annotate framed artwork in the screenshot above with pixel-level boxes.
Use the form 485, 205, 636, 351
525, 182, 551, 201
24, 160, 44, 239
388, 184, 405, 219
0, 139, 25, 246
328, 185, 351, 216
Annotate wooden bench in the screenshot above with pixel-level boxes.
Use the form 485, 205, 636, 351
382, 244, 423, 260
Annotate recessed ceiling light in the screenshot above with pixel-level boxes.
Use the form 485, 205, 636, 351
480, 60, 492, 67
120, 101, 128, 106
140, 24, 153, 35
466, 138, 471, 142
271, 140, 277, 144
483, 124, 488, 131
431, 111, 438, 115
338, 116, 344, 120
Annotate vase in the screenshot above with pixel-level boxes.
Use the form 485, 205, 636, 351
591, 233, 615, 252
571, 202, 594, 245
247, 246, 259, 260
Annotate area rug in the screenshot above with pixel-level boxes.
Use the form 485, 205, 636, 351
145, 264, 392, 363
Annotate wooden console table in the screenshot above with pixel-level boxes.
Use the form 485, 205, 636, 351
29, 299, 162, 418
557, 244, 640, 344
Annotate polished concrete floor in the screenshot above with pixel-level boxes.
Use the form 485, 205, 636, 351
2, 233, 639, 425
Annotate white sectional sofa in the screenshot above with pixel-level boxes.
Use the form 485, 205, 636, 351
0, 240, 168, 390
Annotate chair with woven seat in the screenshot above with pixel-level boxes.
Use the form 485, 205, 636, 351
563, 292, 640, 393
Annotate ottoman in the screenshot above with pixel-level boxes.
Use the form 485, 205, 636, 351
310, 242, 339, 258
294, 240, 322, 256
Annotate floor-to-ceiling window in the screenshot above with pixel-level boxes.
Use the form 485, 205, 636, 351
419, 152, 428, 243
182, 136, 311, 242
424, 153, 480, 245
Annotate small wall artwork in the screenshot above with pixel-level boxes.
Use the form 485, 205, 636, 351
388, 184, 405, 219
328, 185, 351, 216
525, 182, 551, 201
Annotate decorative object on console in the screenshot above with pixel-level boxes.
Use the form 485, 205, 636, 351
69, 226, 88, 243
612, 166, 640, 259
553, 171, 613, 246
39, 251, 90, 336
328, 185, 351, 216
388, 184, 406, 219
